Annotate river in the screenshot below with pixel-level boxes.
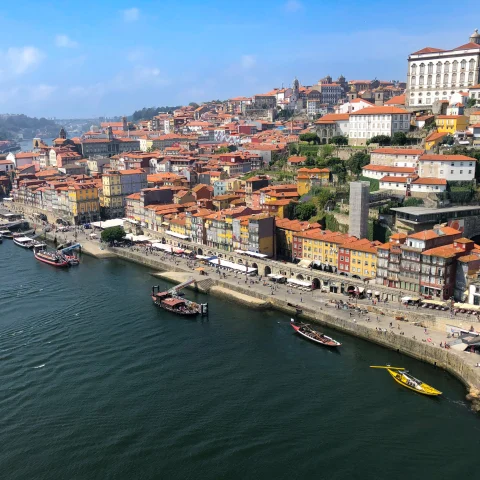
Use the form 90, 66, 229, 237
0, 239, 479, 480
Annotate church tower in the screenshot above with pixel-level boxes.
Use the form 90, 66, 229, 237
347, 84, 357, 102
58, 127, 67, 139
470, 29, 480, 45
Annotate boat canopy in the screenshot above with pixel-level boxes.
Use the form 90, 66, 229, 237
422, 299, 448, 307
14, 237, 33, 243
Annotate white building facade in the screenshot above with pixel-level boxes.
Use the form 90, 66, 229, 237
348, 107, 411, 146
418, 154, 476, 181
406, 30, 480, 108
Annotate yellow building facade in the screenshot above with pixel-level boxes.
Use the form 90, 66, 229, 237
435, 115, 468, 134
296, 168, 330, 196
68, 183, 100, 224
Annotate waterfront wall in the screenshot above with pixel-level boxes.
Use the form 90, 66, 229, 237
107, 246, 480, 399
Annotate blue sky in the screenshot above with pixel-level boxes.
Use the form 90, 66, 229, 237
0, 0, 478, 118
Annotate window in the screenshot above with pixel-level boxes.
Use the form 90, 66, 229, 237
461, 60, 466, 70
427, 75, 432, 85
460, 170, 463, 174
420, 63, 425, 74
469, 170, 472, 174
451, 170, 454, 174
436, 62, 442, 73
419, 75, 424, 85
440, 170, 444, 174
452, 60, 458, 72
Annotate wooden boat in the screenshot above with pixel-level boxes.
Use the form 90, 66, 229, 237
370, 366, 442, 396
290, 320, 341, 347
151, 287, 205, 316
34, 248, 70, 267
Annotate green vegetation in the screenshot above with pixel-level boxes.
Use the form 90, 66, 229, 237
131, 106, 183, 121
367, 135, 391, 146
403, 197, 424, 207
329, 135, 348, 145
298, 144, 321, 156
346, 151, 370, 177
188, 102, 200, 109
0, 114, 58, 139
466, 98, 477, 108
359, 175, 379, 192
448, 181, 475, 204
299, 133, 320, 144
368, 220, 390, 243
101, 226, 126, 244
391, 132, 408, 146
293, 202, 317, 221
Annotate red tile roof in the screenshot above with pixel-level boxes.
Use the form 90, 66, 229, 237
411, 47, 445, 55
419, 154, 476, 162
351, 106, 410, 115
384, 94, 406, 105
371, 148, 423, 155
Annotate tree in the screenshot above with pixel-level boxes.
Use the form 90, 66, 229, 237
391, 132, 408, 146
294, 202, 317, 221
214, 146, 229, 154
331, 162, 347, 184
305, 156, 316, 167
101, 226, 126, 245
329, 135, 348, 145
316, 189, 335, 210
189, 102, 200, 109
227, 145, 237, 152
466, 97, 477, 108
319, 143, 334, 159
347, 152, 370, 176
367, 135, 391, 146
299, 133, 320, 144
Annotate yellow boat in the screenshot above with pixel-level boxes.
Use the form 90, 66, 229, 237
370, 366, 442, 396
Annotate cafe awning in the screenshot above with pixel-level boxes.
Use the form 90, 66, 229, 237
165, 230, 189, 240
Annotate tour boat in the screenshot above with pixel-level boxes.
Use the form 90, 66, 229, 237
13, 236, 35, 248
151, 286, 207, 316
370, 366, 442, 396
64, 254, 80, 266
290, 320, 341, 347
34, 247, 70, 267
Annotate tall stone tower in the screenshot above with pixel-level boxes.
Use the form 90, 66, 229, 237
349, 181, 370, 239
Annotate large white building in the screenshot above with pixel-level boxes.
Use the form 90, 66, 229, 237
418, 154, 476, 181
348, 106, 411, 146
406, 30, 480, 108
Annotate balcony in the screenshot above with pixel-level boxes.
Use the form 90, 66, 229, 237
398, 274, 420, 283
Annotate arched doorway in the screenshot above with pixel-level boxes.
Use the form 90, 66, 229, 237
264, 265, 272, 276
252, 262, 258, 270
297, 274, 304, 280
229, 256, 234, 262
238, 259, 243, 264
207, 251, 214, 256
197, 247, 203, 255
312, 278, 321, 290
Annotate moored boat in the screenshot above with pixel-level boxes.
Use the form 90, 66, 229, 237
370, 366, 442, 396
151, 286, 207, 316
0, 229, 13, 239
13, 235, 35, 248
290, 319, 341, 347
33, 247, 70, 267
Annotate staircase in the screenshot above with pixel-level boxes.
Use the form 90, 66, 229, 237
196, 278, 217, 293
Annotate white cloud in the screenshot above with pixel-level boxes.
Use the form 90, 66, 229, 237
55, 34, 78, 48
284, 0, 303, 12
122, 7, 140, 22
241, 54, 256, 70
0, 46, 44, 77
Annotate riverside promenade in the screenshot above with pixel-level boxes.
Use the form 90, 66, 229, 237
19, 216, 480, 408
